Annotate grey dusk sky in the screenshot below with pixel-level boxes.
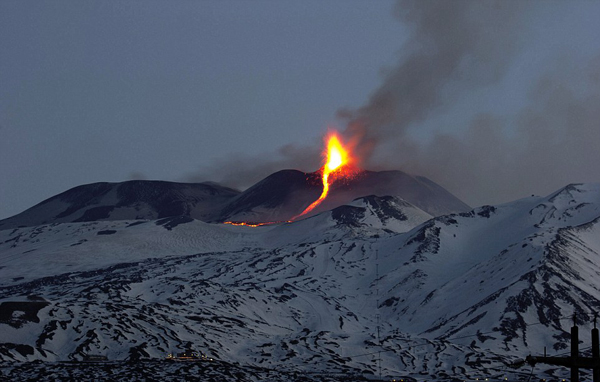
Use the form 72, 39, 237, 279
1, 0, 600, 220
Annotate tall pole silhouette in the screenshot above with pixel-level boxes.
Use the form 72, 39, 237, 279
526, 313, 600, 382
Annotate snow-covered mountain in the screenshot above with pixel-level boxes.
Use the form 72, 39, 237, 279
2, 183, 600, 381
0, 180, 240, 230
0, 169, 469, 230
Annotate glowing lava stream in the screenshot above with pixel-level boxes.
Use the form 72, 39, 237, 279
223, 221, 285, 227
292, 132, 352, 220
222, 131, 353, 227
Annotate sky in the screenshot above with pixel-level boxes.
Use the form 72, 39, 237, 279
1, 1, 599, 220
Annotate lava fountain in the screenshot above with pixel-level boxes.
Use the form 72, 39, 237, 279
292, 131, 356, 220
223, 130, 357, 226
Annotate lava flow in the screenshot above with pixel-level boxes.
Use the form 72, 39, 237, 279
223, 221, 287, 227
221, 130, 355, 227
292, 131, 354, 220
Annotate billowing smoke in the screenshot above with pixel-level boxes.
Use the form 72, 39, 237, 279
395, 60, 600, 206
184, 142, 321, 189
336, 0, 600, 206
338, 0, 529, 162
192, 1, 600, 206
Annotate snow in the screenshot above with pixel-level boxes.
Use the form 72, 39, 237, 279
0, 219, 266, 286
1, 183, 600, 381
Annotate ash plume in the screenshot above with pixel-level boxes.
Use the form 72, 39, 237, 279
398, 60, 600, 207
194, 1, 600, 207
338, 0, 529, 160
184, 142, 321, 190
337, 0, 600, 206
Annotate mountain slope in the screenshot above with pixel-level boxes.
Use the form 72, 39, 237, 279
1, 183, 600, 381
216, 169, 322, 223
0, 181, 240, 230
217, 169, 469, 223
374, 184, 600, 350
315, 170, 471, 218
0, 195, 429, 285
0, 169, 470, 230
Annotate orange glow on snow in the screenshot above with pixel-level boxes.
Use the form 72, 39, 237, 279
223, 221, 287, 227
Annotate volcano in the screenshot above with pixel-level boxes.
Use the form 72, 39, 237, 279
0, 169, 470, 230
0, 180, 240, 230
2, 182, 600, 382
218, 169, 470, 223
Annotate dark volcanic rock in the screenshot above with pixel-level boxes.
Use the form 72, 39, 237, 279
156, 216, 194, 230
317, 170, 470, 218
331, 205, 366, 227
0, 169, 469, 228
0, 181, 240, 230
0, 301, 50, 328
97, 230, 117, 235
218, 169, 469, 223
217, 170, 323, 223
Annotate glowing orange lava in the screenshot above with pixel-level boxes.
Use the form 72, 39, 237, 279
221, 130, 356, 227
293, 132, 354, 220
223, 221, 285, 227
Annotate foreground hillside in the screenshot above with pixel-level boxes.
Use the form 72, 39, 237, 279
2, 185, 600, 380
1, 359, 370, 382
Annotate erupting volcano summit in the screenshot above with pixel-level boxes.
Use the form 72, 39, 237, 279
292, 131, 357, 220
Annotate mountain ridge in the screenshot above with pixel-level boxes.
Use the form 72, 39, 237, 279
0, 169, 470, 230
1, 182, 599, 381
